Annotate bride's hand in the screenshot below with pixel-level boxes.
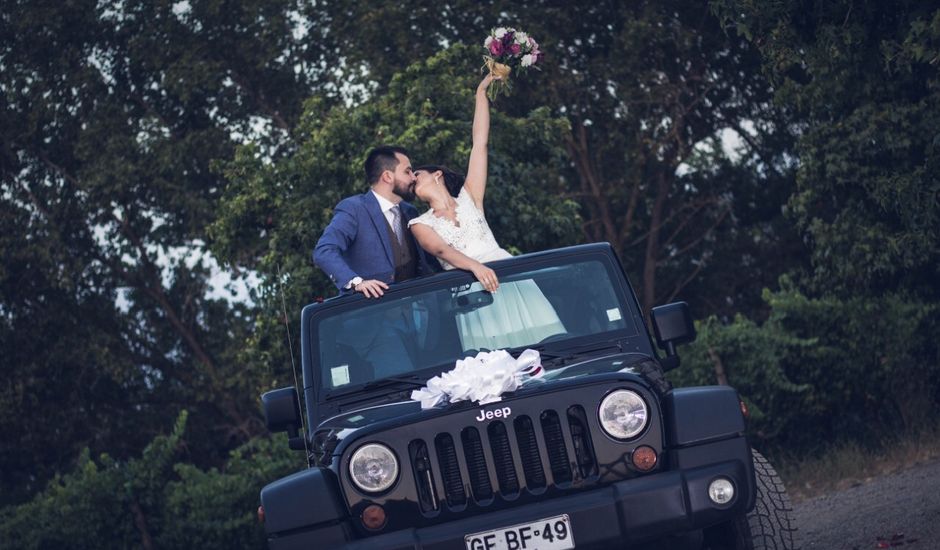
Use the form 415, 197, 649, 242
477, 74, 500, 94
470, 262, 499, 293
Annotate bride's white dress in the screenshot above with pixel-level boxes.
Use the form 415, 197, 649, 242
409, 188, 566, 350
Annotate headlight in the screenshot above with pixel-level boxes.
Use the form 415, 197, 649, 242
598, 389, 648, 440
349, 443, 399, 493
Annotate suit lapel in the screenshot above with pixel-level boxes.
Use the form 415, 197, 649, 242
363, 192, 393, 265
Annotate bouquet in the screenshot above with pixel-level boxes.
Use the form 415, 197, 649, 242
483, 27, 543, 99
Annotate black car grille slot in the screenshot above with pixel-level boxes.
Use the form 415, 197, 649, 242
423, 406, 592, 507
541, 410, 573, 484
567, 405, 598, 479
461, 428, 493, 501
514, 415, 546, 489
487, 421, 519, 495
409, 439, 439, 512
435, 433, 466, 507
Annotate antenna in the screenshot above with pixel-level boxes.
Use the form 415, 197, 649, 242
277, 263, 310, 461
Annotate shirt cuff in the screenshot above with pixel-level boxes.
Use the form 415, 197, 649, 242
345, 276, 363, 290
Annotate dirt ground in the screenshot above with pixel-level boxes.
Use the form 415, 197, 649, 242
793, 458, 940, 549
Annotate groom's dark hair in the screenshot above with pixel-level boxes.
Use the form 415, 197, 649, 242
365, 145, 410, 185
415, 164, 465, 198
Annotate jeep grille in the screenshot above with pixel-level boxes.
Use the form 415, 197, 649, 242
408, 405, 597, 512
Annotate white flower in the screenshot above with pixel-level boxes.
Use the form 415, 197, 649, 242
494, 27, 507, 39
514, 31, 528, 45
484, 36, 494, 48
521, 54, 537, 67
410, 349, 543, 409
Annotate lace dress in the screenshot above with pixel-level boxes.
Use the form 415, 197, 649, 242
408, 188, 566, 350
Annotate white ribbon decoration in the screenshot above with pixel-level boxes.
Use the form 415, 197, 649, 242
411, 349, 543, 409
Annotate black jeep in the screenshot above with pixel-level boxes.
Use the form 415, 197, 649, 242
260, 243, 796, 549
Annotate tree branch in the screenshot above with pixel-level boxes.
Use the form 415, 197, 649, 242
669, 204, 731, 259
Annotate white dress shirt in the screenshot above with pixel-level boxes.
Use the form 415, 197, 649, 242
372, 190, 400, 228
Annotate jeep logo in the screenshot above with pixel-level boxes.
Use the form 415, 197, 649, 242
475, 406, 512, 422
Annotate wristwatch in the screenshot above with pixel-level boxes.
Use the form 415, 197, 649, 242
347, 276, 363, 290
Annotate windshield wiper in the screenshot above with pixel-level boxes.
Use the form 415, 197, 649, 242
323, 374, 427, 400
361, 375, 427, 391
523, 341, 624, 365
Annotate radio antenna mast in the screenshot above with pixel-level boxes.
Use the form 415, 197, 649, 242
277, 263, 310, 461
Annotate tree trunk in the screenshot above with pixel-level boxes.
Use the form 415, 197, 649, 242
130, 498, 155, 550
708, 347, 729, 386
642, 171, 670, 314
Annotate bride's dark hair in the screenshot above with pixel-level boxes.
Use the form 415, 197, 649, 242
415, 164, 464, 198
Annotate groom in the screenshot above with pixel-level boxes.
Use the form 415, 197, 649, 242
314, 145, 437, 297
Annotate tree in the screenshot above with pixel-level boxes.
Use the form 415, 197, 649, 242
313, 0, 800, 315
0, 412, 301, 550
711, 0, 940, 300
0, 0, 328, 503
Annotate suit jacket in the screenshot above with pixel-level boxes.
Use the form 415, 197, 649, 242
313, 191, 438, 290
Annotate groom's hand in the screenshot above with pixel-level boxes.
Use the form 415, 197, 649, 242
354, 279, 389, 298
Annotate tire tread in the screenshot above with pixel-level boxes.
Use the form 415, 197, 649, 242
747, 450, 798, 550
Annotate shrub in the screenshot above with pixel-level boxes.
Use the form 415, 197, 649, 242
670, 282, 940, 455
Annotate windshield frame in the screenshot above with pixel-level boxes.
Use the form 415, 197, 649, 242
299, 244, 655, 418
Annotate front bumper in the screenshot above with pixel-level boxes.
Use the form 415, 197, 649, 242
267, 453, 753, 550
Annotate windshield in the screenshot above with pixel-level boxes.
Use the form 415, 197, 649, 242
316, 259, 638, 392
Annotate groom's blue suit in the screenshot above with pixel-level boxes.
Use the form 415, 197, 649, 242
313, 191, 437, 291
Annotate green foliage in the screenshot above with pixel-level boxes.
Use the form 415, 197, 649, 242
672, 310, 815, 442
0, 411, 301, 549
159, 436, 300, 548
672, 283, 940, 454
711, 1, 940, 299
0, 412, 187, 549
0, 0, 324, 503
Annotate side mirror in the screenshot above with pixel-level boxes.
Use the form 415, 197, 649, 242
262, 387, 306, 450
651, 302, 696, 371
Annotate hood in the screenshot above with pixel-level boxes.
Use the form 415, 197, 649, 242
310, 399, 444, 464
319, 399, 426, 431
308, 352, 654, 464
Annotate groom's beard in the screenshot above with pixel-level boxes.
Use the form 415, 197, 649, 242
393, 182, 416, 202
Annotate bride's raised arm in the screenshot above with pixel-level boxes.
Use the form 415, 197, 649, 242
463, 74, 497, 210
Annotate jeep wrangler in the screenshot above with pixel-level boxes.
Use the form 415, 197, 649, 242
260, 243, 796, 549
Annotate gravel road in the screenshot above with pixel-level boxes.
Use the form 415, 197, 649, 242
793, 459, 940, 549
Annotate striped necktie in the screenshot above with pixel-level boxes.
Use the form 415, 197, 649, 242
389, 205, 405, 247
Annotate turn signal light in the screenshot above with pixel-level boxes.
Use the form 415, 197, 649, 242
631, 445, 658, 471
257, 505, 265, 523
740, 399, 750, 419
362, 504, 387, 530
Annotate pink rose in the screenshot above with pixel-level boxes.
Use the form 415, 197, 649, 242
489, 40, 503, 56
510, 43, 521, 55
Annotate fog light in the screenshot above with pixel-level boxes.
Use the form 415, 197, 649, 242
361, 504, 387, 530
708, 478, 735, 505
631, 445, 658, 471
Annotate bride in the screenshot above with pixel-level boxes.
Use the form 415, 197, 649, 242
408, 74, 565, 350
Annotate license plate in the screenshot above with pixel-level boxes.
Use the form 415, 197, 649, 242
465, 514, 574, 550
